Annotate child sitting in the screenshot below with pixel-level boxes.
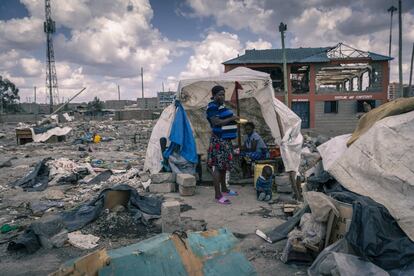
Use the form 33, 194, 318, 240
256, 165, 273, 201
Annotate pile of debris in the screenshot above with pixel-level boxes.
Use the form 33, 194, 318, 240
0, 117, 163, 256
257, 97, 414, 275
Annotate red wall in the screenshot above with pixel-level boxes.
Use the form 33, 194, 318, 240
224, 60, 390, 129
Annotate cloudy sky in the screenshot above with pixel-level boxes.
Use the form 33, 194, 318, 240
0, 0, 413, 103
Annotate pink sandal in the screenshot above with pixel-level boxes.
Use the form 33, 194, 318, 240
216, 196, 231, 205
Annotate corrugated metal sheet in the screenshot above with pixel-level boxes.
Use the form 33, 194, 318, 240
53, 228, 256, 276
224, 47, 392, 65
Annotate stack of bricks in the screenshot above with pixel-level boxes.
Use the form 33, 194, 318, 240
149, 173, 176, 193
176, 174, 196, 196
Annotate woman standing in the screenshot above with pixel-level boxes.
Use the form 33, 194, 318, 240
206, 85, 239, 204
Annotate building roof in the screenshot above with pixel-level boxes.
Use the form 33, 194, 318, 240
223, 43, 393, 65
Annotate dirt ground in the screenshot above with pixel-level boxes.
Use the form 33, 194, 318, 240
0, 187, 307, 276
0, 120, 308, 275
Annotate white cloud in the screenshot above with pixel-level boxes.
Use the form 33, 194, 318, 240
180, 31, 242, 79
0, 17, 43, 50
289, 7, 353, 47
245, 38, 272, 49
20, 58, 42, 77
2, 0, 414, 103
186, 0, 274, 35
0, 0, 178, 101
289, 7, 414, 83
0, 50, 20, 70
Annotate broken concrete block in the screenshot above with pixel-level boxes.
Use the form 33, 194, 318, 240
180, 217, 207, 232
151, 173, 175, 184
149, 182, 175, 193
275, 174, 292, 193
178, 184, 196, 196
161, 201, 181, 233
176, 174, 196, 186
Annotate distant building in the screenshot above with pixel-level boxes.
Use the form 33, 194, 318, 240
388, 82, 399, 100
19, 103, 39, 114
104, 100, 136, 110
137, 97, 159, 109
223, 43, 392, 136
388, 82, 412, 100
157, 91, 175, 108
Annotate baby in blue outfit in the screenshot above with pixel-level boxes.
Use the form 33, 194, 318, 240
256, 165, 273, 201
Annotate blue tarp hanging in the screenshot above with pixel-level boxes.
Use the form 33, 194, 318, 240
163, 101, 198, 164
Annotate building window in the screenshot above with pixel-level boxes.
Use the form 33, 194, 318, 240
356, 100, 375, 112
290, 65, 310, 94
324, 101, 338, 113
254, 67, 284, 92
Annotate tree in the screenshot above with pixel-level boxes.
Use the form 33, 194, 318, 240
0, 76, 20, 113
87, 96, 104, 113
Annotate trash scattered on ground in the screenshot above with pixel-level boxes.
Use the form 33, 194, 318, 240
0, 224, 19, 234
1, 99, 414, 275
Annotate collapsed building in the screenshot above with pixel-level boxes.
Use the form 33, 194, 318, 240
223, 43, 392, 136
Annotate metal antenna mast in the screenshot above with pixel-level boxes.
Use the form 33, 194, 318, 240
44, 0, 59, 113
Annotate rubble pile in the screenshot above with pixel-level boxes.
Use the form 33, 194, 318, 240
0, 119, 159, 256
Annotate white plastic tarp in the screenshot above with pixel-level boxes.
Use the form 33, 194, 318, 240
317, 134, 351, 171
322, 111, 414, 241
144, 67, 303, 175
30, 127, 72, 143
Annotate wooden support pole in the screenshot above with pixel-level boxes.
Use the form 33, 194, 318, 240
235, 81, 241, 150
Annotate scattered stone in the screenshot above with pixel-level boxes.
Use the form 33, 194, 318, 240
68, 231, 99, 250
44, 189, 65, 200
180, 217, 207, 232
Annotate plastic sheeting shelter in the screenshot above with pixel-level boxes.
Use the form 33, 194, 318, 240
318, 111, 414, 241
145, 67, 303, 175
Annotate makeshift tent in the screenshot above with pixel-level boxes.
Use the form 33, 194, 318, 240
319, 110, 414, 241
145, 67, 303, 175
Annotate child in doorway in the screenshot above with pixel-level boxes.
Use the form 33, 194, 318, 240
256, 165, 273, 201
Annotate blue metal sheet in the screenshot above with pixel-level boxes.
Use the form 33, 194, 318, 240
83, 228, 256, 276
99, 234, 188, 276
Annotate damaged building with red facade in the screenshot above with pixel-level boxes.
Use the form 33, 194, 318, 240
223, 43, 392, 135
